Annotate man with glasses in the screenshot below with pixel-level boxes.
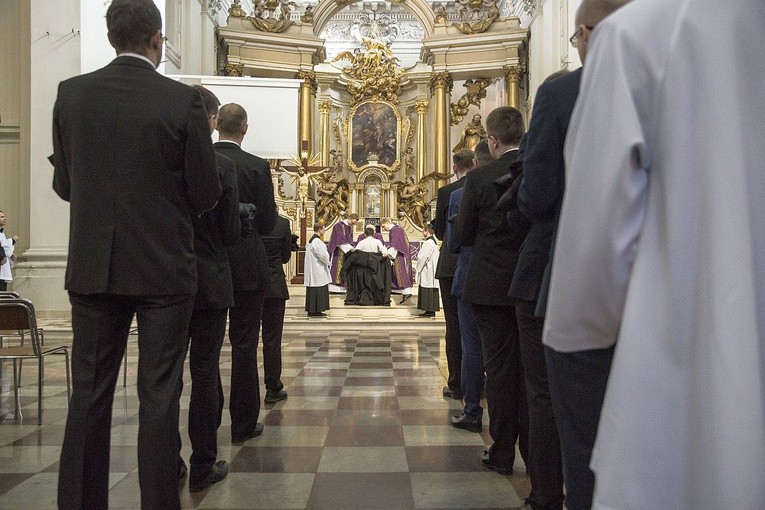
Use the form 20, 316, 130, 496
517, 1, 632, 509
52, 1, 220, 509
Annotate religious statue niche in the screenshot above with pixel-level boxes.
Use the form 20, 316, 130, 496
348, 100, 402, 173
364, 175, 383, 218
453, 113, 487, 153
315, 171, 351, 226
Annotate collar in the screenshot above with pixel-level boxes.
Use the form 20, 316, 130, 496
499, 147, 519, 158
117, 52, 157, 69
216, 139, 241, 148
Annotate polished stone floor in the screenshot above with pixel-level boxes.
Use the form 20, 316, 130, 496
0, 327, 530, 509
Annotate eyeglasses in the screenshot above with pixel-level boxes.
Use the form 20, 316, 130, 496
569, 26, 593, 48
160, 33, 168, 43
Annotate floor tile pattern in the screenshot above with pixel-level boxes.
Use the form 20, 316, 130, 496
0, 328, 530, 509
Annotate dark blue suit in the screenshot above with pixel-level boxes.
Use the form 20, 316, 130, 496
519, 68, 612, 510
447, 187, 483, 418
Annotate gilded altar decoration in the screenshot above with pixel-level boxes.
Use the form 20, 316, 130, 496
453, 0, 500, 35
429, 72, 453, 94
228, 0, 247, 17
315, 172, 351, 225
453, 113, 487, 153
300, 5, 314, 23
450, 78, 492, 126
333, 38, 404, 106
225, 63, 244, 77
296, 70, 318, 94
249, 0, 295, 33
434, 4, 449, 24
348, 100, 402, 173
278, 153, 333, 219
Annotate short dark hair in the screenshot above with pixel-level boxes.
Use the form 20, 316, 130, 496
348, 213, 359, 220
474, 139, 493, 166
544, 69, 570, 84
365, 226, 375, 237
452, 149, 475, 172
313, 222, 324, 232
422, 223, 434, 235
485, 106, 524, 146
192, 85, 221, 117
217, 103, 248, 136
106, 0, 162, 53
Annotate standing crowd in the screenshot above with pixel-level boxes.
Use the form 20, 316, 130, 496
46, 0, 764, 508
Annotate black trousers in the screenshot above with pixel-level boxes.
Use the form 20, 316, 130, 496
0, 280, 7, 291
261, 297, 286, 392
516, 300, 564, 510
59, 292, 194, 510
471, 303, 528, 467
438, 277, 461, 393
546, 345, 614, 510
227, 289, 265, 440
185, 307, 227, 484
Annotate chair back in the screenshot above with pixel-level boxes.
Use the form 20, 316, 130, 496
0, 299, 41, 355
0, 292, 21, 299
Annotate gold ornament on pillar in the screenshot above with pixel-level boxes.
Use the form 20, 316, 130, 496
505, 65, 524, 109
449, 77, 491, 126
297, 71, 317, 156
225, 63, 244, 77
228, 0, 247, 17
414, 99, 429, 180
318, 99, 333, 166
430, 72, 452, 180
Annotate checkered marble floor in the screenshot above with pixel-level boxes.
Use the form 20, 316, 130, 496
0, 328, 530, 509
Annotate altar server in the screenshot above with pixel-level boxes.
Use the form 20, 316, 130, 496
304, 223, 331, 317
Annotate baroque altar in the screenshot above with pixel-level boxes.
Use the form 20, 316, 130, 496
218, 0, 530, 241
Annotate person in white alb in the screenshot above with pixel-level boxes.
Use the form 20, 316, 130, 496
354, 225, 387, 254
0, 211, 18, 291
304, 223, 331, 317
545, 0, 765, 508
416, 223, 440, 318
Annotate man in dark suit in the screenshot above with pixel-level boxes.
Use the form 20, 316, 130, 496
260, 215, 293, 404
455, 106, 530, 475
214, 102, 277, 444
434, 149, 476, 400
518, 2, 631, 508
498, 73, 569, 510
179, 85, 242, 493
52, 2, 220, 508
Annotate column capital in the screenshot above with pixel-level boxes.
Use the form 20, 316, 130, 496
504, 65, 524, 83
414, 99, 429, 115
317, 99, 333, 115
429, 72, 453, 95
296, 70, 318, 94
225, 62, 244, 77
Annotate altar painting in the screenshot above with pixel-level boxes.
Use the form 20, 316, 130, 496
349, 100, 400, 170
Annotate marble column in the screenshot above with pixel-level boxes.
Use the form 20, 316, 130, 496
317, 98, 332, 166
430, 72, 452, 184
414, 99, 429, 181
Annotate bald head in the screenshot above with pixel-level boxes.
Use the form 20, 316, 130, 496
217, 103, 248, 142
576, 0, 631, 27
575, 0, 632, 63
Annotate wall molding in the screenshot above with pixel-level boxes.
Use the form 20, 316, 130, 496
0, 125, 21, 144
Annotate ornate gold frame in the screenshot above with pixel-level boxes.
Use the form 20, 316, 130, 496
347, 99, 402, 176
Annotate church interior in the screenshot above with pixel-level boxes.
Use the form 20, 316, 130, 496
1, 0, 584, 507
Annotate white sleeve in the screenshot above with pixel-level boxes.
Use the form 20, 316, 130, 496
544, 23, 650, 352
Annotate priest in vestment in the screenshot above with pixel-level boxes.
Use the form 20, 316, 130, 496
381, 218, 413, 303
545, 1, 765, 508
342, 226, 392, 306
328, 213, 358, 293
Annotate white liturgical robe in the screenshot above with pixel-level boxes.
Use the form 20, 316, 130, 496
355, 236, 386, 254
544, 1, 765, 508
304, 235, 331, 288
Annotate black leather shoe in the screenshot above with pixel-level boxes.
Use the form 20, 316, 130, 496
480, 450, 513, 475
308, 312, 327, 317
400, 295, 411, 304
418, 311, 436, 317
451, 413, 482, 433
264, 389, 288, 404
189, 460, 229, 493
232, 422, 264, 444
442, 386, 463, 400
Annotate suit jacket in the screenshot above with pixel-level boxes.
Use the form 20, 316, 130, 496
433, 177, 465, 280
194, 153, 241, 310
512, 69, 582, 307
447, 187, 471, 299
261, 216, 292, 301
456, 150, 530, 306
214, 141, 277, 292
52, 56, 220, 295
